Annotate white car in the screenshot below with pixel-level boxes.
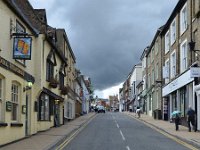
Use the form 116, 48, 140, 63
97, 105, 105, 113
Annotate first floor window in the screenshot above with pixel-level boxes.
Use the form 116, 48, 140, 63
171, 52, 176, 78
11, 83, 19, 121
39, 94, 50, 121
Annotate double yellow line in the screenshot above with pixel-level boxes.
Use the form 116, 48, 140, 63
55, 114, 97, 150
127, 114, 199, 150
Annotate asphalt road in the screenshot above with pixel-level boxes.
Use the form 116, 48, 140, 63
62, 112, 191, 150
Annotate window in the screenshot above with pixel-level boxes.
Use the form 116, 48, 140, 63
155, 41, 158, 55
170, 19, 176, 45
143, 75, 146, 90
164, 59, 170, 84
155, 63, 159, 80
148, 55, 151, 67
180, 87, 186, 117
152, 69, 154, 85
11, 83, 20, 121
148, 73, 151, 88
165, 31, 170, 54
180, 39, 188, 73
151, 47, 154, 62
46, 61, 54, 81
65, 102, 72, 119
39, 93, 50, 121
149, 95, 152, 111
16, 21, 26, 65
59, 73, 64, 88
172, 92, 177, 112
170, 51, 176, 78
180, 3, 187, 34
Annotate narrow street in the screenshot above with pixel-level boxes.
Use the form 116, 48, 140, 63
61, 112, 190, 150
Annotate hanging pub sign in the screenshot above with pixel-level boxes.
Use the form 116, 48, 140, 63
13, 37, 32, 60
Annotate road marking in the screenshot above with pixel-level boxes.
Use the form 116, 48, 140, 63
55, 114, 97, 150
126, 146, 130, 150
120, 130, 125, 141
127, 114, 199, 150
116, 123, 119, 128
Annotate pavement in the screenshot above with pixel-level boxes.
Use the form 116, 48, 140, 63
124, 111, 200, 149
1, 111, 200, 150
0, 112, 96, 150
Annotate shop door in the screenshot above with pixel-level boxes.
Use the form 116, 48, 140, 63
54, 102, 60, 127
25, 94, 29, 136
197, 92, 200, 130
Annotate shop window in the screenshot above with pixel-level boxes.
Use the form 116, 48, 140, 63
39, 93, 50, 121
172, 92, 177, 111
180, 87, 186, 117
149, 95, 152, 111
11, 82, 20, 121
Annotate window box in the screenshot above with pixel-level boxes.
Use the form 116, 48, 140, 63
10, 122, 23, 127
0, 122, 8, 127
49, 78, 58, 88
61, 86, 68, 95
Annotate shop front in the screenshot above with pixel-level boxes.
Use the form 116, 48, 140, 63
162, 70, 194, 125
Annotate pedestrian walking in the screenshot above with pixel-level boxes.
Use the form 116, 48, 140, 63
174, 114, 180, 131
187, 106, 196, 132
136, 107, 141, 118
171, 110, 181, 131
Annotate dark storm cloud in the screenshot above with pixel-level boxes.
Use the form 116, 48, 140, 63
32, 0, 178, 90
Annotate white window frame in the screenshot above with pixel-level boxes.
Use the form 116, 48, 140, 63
11, 82, 20, 121
170, 19, 176, 45
165, 31, 170, 54
155, 63, 159, 80
164, 59, 170, 84
180, 39, 188, 73
170, 51, 176, 78
152, 69, 155, 85
180, 3, 187, 35
143, 75, 146, 90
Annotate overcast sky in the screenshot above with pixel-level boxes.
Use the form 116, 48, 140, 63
29, 0, 178, 97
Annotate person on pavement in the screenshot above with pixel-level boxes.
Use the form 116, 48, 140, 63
136, 107, 141, 118
187, 106, 196, 132
174, 113, 180, 131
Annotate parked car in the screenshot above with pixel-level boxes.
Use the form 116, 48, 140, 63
97, 105, 105, 113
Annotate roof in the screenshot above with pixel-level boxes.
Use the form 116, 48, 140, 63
160, 0, 187, 35
3, 0, 40, 36
146, 26, 164, 56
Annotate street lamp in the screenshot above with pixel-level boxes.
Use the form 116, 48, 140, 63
23, 81, 33, 92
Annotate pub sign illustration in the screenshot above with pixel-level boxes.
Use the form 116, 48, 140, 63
13, 37, 32, 60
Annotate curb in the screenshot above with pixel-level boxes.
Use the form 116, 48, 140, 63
126, 113, 200, 149
47, 113, 97, 150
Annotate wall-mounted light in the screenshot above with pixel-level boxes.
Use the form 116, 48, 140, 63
55, 99, 60, 104
23, 81, 33, 92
